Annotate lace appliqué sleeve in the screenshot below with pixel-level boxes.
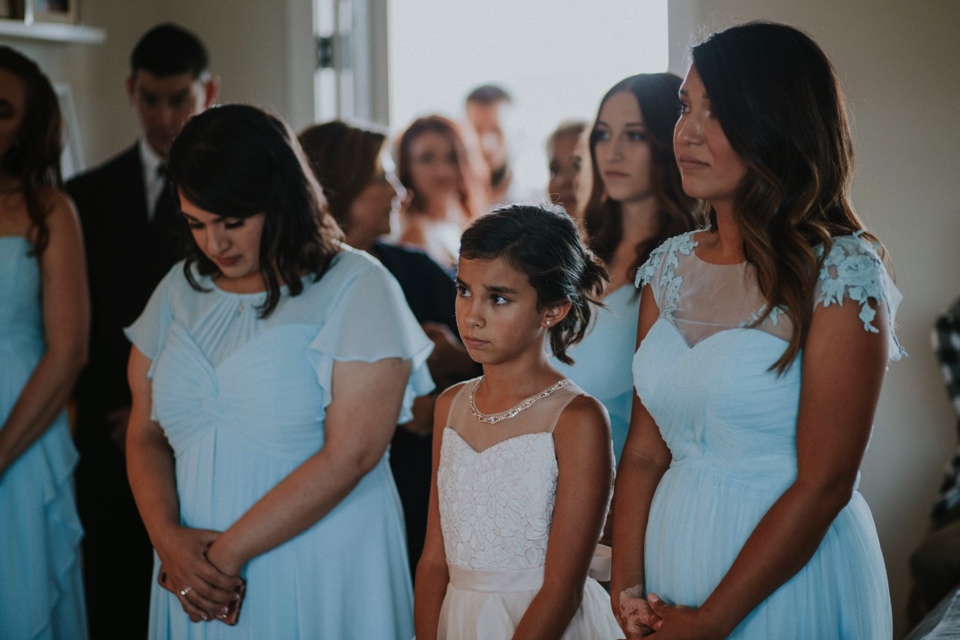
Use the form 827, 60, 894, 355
634, 232, 697, 319
815, 233, 906, 360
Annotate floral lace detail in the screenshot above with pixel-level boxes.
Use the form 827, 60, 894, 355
738, 303, 786, 329
815, 234, 906, 357
438, 429, 558, 571
635, 232, 698, 319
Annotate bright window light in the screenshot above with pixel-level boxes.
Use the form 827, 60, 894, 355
388, 0, 670, 202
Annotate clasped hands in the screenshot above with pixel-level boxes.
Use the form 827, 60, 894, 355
156, 526, 246, 625
618, 586, 724, 639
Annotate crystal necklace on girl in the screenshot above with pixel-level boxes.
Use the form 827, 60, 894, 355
468, 377, 568, 425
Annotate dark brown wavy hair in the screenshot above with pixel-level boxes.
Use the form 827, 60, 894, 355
459, 203, 609, 365
583, 73, 697, 275
396, 114, 482, 220
167, 104, 343, 318
693, 21, 878, 372
0, 46, 63, 256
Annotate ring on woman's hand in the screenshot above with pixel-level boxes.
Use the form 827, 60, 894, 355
180, 586, 192, 597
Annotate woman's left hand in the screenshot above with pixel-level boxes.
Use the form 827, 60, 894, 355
646, 594, 726, 639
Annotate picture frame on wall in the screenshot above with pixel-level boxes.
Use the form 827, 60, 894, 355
28, 0, 78, 25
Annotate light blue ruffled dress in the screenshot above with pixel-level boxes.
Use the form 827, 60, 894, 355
552, 285, 640, 463
126, 247, 433, 640
632, 230, 903, 638
0, 236, 88, 639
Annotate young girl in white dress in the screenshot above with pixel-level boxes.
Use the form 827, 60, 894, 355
415, 204, 624, 639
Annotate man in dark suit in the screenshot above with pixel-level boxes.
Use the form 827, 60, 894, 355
67, 23, 218, 638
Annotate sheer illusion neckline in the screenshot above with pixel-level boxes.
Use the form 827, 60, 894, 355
690, 230, 747, 267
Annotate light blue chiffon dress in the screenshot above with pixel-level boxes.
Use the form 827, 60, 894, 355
0, 236, 87, 639
553, 285, 639, 463
632, 230, 903, 638
126, 247, 433, 639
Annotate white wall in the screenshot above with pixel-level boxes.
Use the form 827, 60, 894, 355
670, 2, 960, 637
0, 0, 315, 169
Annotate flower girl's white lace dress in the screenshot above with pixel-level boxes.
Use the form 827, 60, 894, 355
435, 378, 622, 639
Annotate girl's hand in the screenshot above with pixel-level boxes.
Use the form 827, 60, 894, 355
618, 585, 661, 638
155, 526, 243, 623
646, 593, 725, 639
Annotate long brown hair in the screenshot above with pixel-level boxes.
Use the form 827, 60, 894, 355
693, 22, 877, 372
395, 115, 483, 220
0, 46, 63, 256
582, 73, 696, 275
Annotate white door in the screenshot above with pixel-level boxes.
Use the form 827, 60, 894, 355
313, 0, 390, 125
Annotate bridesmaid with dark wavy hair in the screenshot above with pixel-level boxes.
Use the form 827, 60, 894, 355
612, 22, 903, 639
126, 105, 431, 638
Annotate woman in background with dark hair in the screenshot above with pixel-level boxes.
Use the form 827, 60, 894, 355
299, 119, 476, 579
0, 46, 89, 638
126, 105, 431, 638
394, 114, 485, 271
553, 74, 696, 464
612, 23, 903, 638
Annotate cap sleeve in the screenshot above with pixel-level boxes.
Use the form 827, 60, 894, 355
634, 231, 697, 317
306, 255, 435, 424
815, 234, 906, 361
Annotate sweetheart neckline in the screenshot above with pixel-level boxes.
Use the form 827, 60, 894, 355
442, 427, 554, 457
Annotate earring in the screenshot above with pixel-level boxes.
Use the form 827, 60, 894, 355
545, 320, 551, 326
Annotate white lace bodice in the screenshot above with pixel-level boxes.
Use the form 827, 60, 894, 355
437, 379, 584, 572
439, 429, 558, 571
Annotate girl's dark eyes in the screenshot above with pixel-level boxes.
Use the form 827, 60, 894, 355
627, 131, 648, 142
678, 101, 689, 116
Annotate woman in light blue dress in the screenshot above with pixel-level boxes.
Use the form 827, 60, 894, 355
125, 105, 432, 639
553, 74, 695, 462
611, 23, 902, 638
0, 47, 89, 639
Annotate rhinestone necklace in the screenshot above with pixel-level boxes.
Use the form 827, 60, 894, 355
468, 378, 568, 425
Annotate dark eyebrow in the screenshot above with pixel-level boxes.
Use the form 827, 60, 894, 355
486, 285, 519, 295
596, 119, 646, 129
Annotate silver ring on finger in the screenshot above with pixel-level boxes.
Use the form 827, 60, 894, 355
180, 586, 192, 597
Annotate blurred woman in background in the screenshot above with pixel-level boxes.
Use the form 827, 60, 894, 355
546, 119, 587, 220
395, 114, 485, 271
